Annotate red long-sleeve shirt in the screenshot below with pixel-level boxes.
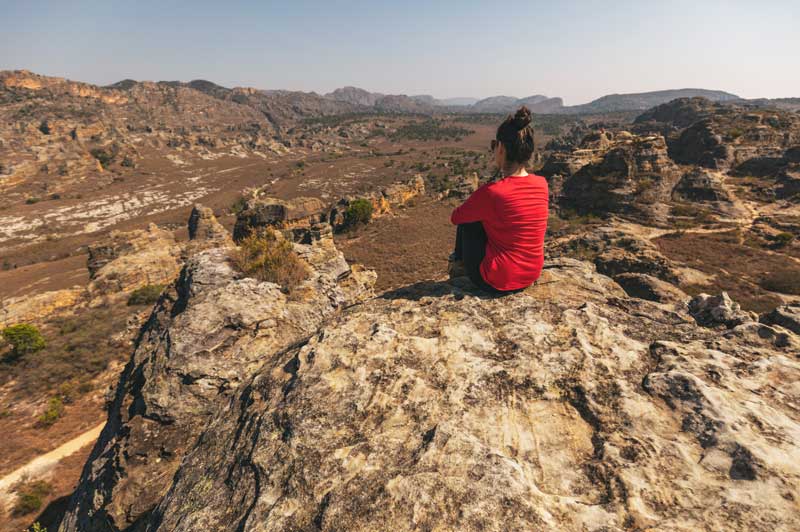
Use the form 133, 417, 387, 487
451, 174, 549, 290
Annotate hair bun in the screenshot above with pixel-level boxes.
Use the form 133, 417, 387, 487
512, 106, 532, 129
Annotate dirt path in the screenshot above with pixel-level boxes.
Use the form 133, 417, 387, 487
0, 422, 103, 497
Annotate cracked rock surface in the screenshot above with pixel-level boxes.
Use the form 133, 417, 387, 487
61, 248, 799, 531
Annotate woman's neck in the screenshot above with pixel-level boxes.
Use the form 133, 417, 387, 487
503, 164, 528, 177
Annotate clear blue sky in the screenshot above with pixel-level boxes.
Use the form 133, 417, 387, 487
1, 0, 798, 104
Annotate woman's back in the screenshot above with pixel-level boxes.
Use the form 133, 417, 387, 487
451, 173, 548, 290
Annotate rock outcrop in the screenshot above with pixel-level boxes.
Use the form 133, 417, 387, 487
60, 232, 800, 531
544, 133, 681, 223
761, 303, 800, 335
234, 176, 426, 241
86, 224, 183, 299
60, 223, 375, 531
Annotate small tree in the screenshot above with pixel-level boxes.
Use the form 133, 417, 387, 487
344, 199, 373, 229
2, 324, 45, 359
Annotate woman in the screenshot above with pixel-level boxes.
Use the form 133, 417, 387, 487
449, 106, 548, 293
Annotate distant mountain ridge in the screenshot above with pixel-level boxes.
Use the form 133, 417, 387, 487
6, 71, 785, 121
323, 86, 742, 115
559, 88, 740, 114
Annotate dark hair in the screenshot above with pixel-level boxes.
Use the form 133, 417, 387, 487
496, 106, 535, 164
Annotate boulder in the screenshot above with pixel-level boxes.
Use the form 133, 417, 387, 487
761, 304, 800, 335
688, 292, 755, 328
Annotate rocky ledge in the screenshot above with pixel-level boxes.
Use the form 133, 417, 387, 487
59, 231, 800, 531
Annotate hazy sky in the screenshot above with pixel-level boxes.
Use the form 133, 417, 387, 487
1, 0, 798, 104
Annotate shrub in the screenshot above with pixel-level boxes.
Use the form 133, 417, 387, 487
230, 196, 248, 215
90, 146, 118, 168
28, 523, 47, 532
13, 480, 52, 516
38, 121, 51, 135
126, 284, 165, 306
121, 155, 135, 167
344, 198, 373, 228
25, 197, 41, 205
38, 397, 64, 426
772, 232, 794, 247
232, 231, 309, 292
2, 324, 45, 359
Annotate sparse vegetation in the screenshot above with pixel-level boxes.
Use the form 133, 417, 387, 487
90, 144, 119, 168
391, 120, 473, 142
2, 324, 46, 360
1, 306, 132, 397
343, 198, 373, 228
38, 120, 51, 135
655, 230, 800, 312
232, 231, 309, 292
230, 196, 248, 215
127, 284, 165, 306
772, 232, 794, 247
12, 480, 53, 516
37, 396, 64, 426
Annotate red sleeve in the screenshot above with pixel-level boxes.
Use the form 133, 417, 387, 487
450, 184, 494, 225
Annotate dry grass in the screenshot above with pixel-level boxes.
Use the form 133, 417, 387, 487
12, 479, 53, 516
232, 231, 309, 292
0, 305, 134, 399
655, 229, 799, 313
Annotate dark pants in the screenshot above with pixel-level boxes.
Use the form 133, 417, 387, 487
453, 222, 523, 294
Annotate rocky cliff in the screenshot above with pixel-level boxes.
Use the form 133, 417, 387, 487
58, 212, 800, 531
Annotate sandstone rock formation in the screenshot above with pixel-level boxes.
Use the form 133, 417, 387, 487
761, 303, 800, 335
0, 287, 84, 329
60, 224, 376, 531
235, 176, 426, 241
59, 229, 800, 531
86, 224, 182, 299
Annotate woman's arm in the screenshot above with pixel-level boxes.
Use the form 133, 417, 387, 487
450, 184, 494, 225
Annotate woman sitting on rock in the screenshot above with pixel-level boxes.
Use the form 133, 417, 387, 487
449, 106, 548, 293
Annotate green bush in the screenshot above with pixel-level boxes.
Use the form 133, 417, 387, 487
90, 146, 118, 168
344, 199, 373, 228
230, 196, 248, 215
38, 397, 64, 426
773, 232, 794, 247
27, 523, 47, 532
232, 231, 309, 292
2, 324, 45, 359
13, 480, 52, 516
25, 197, 41, 205
127, 284, 165, 306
